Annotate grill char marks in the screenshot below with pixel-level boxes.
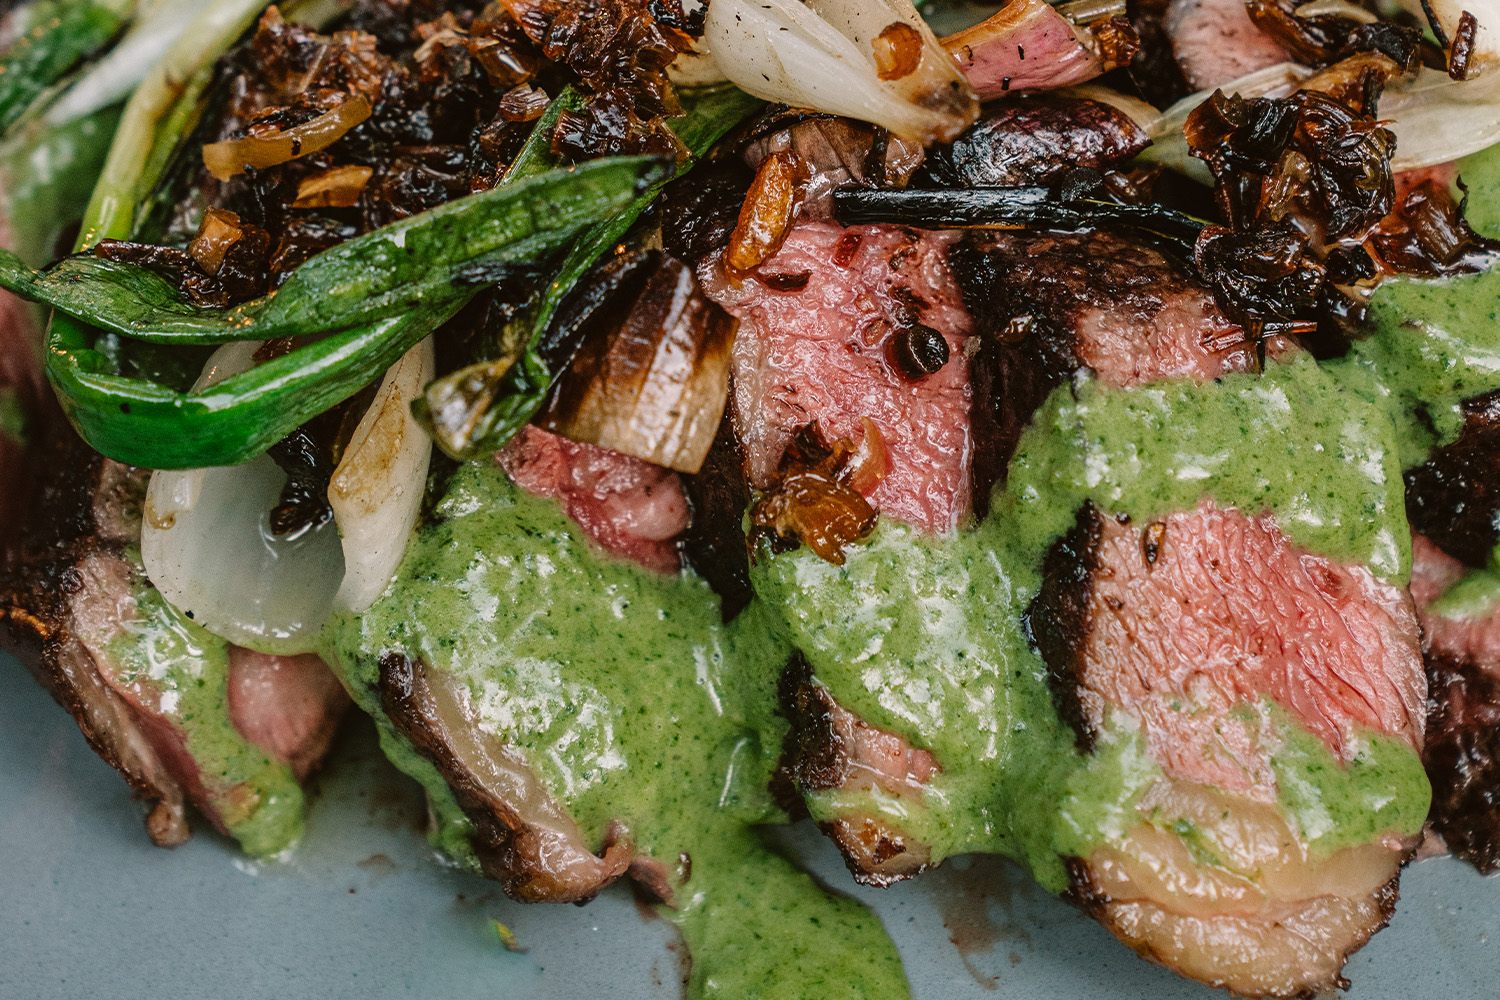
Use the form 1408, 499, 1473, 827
1405, 389, 1500, 569
377, 651, 642, 903
780, 656, 938, 886
950, 230, 1258, 507
1028, 502, 1108, 752
1026, 500, 1424, 997
1, 417, 189, 845
680, 413, 755, 619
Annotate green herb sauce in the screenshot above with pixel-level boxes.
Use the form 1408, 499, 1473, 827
108, 572, 305, 856
753, 354, 1428, 896
323, 464, 910, 1000
1342, 141, 1500, 466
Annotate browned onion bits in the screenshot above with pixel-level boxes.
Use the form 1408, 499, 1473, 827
887, 324, 950, 380
725, 151, 806, 276
872, 22, 924, 81
750, 422, 881, 565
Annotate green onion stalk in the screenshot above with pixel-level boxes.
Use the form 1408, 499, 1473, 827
0, 0, 764, 469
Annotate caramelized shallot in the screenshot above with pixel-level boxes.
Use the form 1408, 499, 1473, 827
292, 165, 376, 208
203, 94, 373, 181
750, 422, 883, 565
725, 152, 805, 275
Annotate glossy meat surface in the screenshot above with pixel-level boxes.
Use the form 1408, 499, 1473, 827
703, 222, 974, 534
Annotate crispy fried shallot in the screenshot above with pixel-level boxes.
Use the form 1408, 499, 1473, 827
750, 420, 886, 565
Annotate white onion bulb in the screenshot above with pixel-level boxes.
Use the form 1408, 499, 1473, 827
141, 338, 434, 652
702, 0, 977, 144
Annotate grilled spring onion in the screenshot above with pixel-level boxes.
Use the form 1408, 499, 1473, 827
40, 158, 667, 468
832, 185, 1209, 245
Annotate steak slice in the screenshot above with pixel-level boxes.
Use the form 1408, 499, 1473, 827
1, 413, 346, 851
1405, 389, 1500, 569
701, 221, 974, 535
1029, 499, 1425, 997
377, 652, 640, 903
781, 657, 939, 887
1, 427, 192, 845
949, 229, 1263, 509
498, 425, 689, 574
1411, 533, 1500, 872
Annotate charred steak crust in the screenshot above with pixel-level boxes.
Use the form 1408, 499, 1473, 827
1026, 501, 1106, 753
779, 653, 848, 793
1063, 855, 1405, 1000
377, 651, 632, 904
777, 655, 933, 887
0, 417, 190, 845
952, 229, 1256, 504
1423, 650, 1500, 873
680, 412, 755, 620
1405, 389, 1500, 568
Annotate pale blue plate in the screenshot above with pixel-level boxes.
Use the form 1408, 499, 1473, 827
2, 649, 1495, 1000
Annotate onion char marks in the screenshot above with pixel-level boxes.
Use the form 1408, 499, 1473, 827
1028, 500, 1425, 997
701, 221, 974, 535
780, 656, 939, 887
377, 651, 640, 902
949, 229, 1259, 508
1405, 389, 1500, 569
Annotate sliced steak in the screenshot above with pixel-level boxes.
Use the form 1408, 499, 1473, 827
1, 414, 345, 849
227, 647, 349, 781
1030, 499, 1425, 997
1411, 533, 1500, 872
950, 229, 1261, 508
702, 221, 974, 536
1405, 389, 1500, 569
377, 651, 639, 903
498, 425, 689, 574
781, 658, 939, 887
1164, 0, 1289, 90
1, 430, 193, 845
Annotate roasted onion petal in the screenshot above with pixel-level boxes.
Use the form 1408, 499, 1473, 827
330, 336, 435, 612
202, 94, 373, 181
540, 253, 736, 474
142, 336, 434, 647
941, 0, 1103, 99
703, 0, 977, 144
142, 342, 346, 655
